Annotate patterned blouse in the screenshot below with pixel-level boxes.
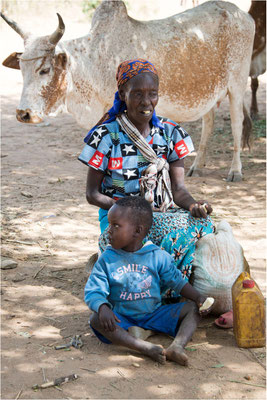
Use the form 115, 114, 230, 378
78, 116, 194, 200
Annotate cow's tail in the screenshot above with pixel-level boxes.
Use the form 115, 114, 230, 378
242, 102, 253, 150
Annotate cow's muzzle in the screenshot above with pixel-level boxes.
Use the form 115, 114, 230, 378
16, 109, 43, 124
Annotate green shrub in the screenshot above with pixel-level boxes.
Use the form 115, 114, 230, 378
82, 0, 102, 17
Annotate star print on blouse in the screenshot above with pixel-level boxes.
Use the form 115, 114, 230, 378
123, 168, 138, 180
121, 143, 137, 157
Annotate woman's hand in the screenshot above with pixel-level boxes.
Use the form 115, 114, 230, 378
169, 160, 212, 218
189, 201, 213, 218
98, 304, 121, 332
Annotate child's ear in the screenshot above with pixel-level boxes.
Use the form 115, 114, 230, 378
135, 225, 144, 236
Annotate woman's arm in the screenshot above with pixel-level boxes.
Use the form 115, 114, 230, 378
169, 159, 212, 218
86, 167, 115, 210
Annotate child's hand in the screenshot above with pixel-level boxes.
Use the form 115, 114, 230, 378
196, 295, 214, 316
98, 304, 121, 332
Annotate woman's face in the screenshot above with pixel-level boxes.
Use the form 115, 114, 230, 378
119, 72, 159, 127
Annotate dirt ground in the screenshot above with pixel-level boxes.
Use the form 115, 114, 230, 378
1, 2, 266, 399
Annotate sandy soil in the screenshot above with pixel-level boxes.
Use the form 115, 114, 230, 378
1, 2, 266, 399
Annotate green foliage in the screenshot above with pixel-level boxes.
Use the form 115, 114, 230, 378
82, 0, 129, 18
253, 119, 266, 138
82, 0, 102, 16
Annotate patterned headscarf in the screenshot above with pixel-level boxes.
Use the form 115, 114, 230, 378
116, 59, 158, 88
84, 59, 163, 142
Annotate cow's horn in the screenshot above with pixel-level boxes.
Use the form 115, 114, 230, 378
49, 13, 65, 45
0, 12, 27, 39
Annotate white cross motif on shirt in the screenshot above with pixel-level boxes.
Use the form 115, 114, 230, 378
124, 169, 137, 179
123, 144, 136, 155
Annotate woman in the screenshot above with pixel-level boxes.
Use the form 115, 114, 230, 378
79, 59, 214, 299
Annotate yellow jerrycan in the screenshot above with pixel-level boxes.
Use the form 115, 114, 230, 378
232, 272, 265, 348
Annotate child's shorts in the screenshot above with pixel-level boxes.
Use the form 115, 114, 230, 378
90, 302, 186, 344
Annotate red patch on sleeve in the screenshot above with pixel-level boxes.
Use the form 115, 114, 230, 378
88, 150, 104, 168
108, 157, 123, 170
174, 140, 189, 158
148, 137, 153, 145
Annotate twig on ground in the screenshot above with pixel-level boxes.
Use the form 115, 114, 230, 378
46, 340, 63, 347
117, 369, 125, 378
42, 368, 46, 383
117, 368, 130, 381
109, 382, 120, 390
33, 265, 45, 279
227, 379, 265, 388
37, 241, 54, 255
15, 388, 23, 400
55, 335, 83, 350
247, 349, 266, 370
50, 266, 85, 272
5, 239, 36, 245
80, 367, 97, 373
32, 374, 78, 390
186, 342, 209, 347
58, 210, 73, 219
188, 366, 205, 371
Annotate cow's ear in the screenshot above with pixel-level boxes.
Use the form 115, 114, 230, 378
2, 52, 22, 70
56, 52, 67, 69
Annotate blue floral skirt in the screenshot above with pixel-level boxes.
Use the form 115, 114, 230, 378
98, 207, 215, 296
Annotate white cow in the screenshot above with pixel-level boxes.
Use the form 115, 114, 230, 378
1, 0, 255, 181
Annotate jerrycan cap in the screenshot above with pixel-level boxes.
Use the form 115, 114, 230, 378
243, 279, 255, 288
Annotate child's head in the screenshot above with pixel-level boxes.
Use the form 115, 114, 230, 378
107, 196, 153, 251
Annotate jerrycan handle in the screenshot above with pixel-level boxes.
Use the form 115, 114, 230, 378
234, 271, 251, 286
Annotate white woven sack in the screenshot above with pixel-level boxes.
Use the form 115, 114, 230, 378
192, 220, 245, 315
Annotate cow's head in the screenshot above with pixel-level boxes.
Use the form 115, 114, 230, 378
1, 12, 68, 124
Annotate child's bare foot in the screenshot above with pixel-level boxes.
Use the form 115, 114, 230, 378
142, 342, 166, 364
165, 343, 188, 366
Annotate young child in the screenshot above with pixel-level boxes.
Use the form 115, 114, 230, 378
84, 196, 212, 366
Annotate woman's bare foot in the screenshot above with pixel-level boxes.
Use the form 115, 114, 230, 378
165, 343, 188, 366
142, 342, 166, 364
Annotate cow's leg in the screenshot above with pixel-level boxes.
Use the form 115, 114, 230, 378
227, 93, 243, 182
187, 108, 214, 177
250, 77, 259, 120
242, 103, 253, 149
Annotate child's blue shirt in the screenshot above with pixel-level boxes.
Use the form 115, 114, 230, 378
84, 241, 187, 319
